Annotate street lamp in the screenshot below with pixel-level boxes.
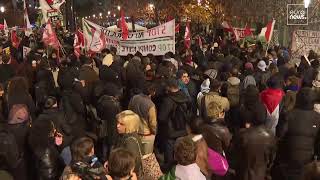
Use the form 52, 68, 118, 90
99, 13, 102, 17
93, 14, 96, 18
108, 11, 111, 15
117, 6, 121, 11
304, 0, 311, 8
0, 6, 5, 13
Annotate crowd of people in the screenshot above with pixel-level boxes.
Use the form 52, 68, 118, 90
0, 27, 320, 180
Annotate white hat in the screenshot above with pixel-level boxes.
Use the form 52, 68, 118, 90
257, 60, 267, 72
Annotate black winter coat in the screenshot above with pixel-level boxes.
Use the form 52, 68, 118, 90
158, 90, 190, 139
33, 145, 65, 180
233, 126, 276, 180
60, 90, 87, 137
0, 64, 15, 85
278, 109, 320, 165
201, 119, 232, 155
37, 108, 73, 146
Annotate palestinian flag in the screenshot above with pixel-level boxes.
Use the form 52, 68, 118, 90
82, 19, 106, 53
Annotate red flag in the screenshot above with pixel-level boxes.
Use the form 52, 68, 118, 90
184, 21, 191, 49
11, 30, 20, 49
74, 30, 85, 57
175, 24, 180, 33
244, 24, 253, 37
43, 20, 59, 49
259, 19, 276, 43
0, 24, 4, 30
120, 10, 129, 40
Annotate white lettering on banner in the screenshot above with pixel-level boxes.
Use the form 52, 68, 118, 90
82, 19, 175, 56
291, 30, 320, 59
233, 28, 255, 39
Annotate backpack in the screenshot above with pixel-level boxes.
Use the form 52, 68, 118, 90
8, 104, 30, 125
227, 83, 240, 107
60, 95, 78, 125
170, 98, 192, 131
0, 128, 21, 169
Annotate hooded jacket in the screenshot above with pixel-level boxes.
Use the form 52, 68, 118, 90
158, 90, 190, 139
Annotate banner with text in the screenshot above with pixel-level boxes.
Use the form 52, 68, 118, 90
83, 19, 175, 56
291, 30, 320, 59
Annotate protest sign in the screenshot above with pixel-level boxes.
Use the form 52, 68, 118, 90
83, 19, 175, 56
291, 30, 320, 59
234, 28, 255, 39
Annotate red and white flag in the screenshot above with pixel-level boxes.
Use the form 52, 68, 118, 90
120, 10, 129, 40
23, 0, 32, 37
184, 21, 191, 49
11, 30, 20, 49
222, 21, 240, 41
74, 30, 84, 57
259, 19, 276, 43
43, 20, 59, 49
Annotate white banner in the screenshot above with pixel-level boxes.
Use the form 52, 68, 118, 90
83, 19, 175, 56
291, 30, 320, 59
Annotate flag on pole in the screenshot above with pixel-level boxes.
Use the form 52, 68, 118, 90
184, 21, 191, 49
259, 19, 276, 43
175, 24, 180, 33
11, 30, 20, 49
120, 10, 129, 40
74, 30, 85, 57
43, 20, 59, 49
3, 19, 9, 37
221, 21, 240, 41
23, 0, 33, 37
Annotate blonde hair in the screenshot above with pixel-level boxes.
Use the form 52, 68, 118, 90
116, 110, 140, 133
207, 101, 224, 119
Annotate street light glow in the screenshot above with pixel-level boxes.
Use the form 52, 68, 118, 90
113, 14, 116, 17
93, 14, 96, 18
99, 13, 102, 17
304, 0, 311, 8
0, 6, 5, 13
108, 11, 111, 15
117, 6, 121, 11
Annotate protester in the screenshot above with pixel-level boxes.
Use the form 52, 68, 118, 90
158, 78, 191, 172
276, 88, 320, 180
106, 148, 138, 180
233, 98, 276, 180
60, 137, 106, 180
112, 110, 143, 179
160, 136, 206, 180
28, 120, 65, 180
